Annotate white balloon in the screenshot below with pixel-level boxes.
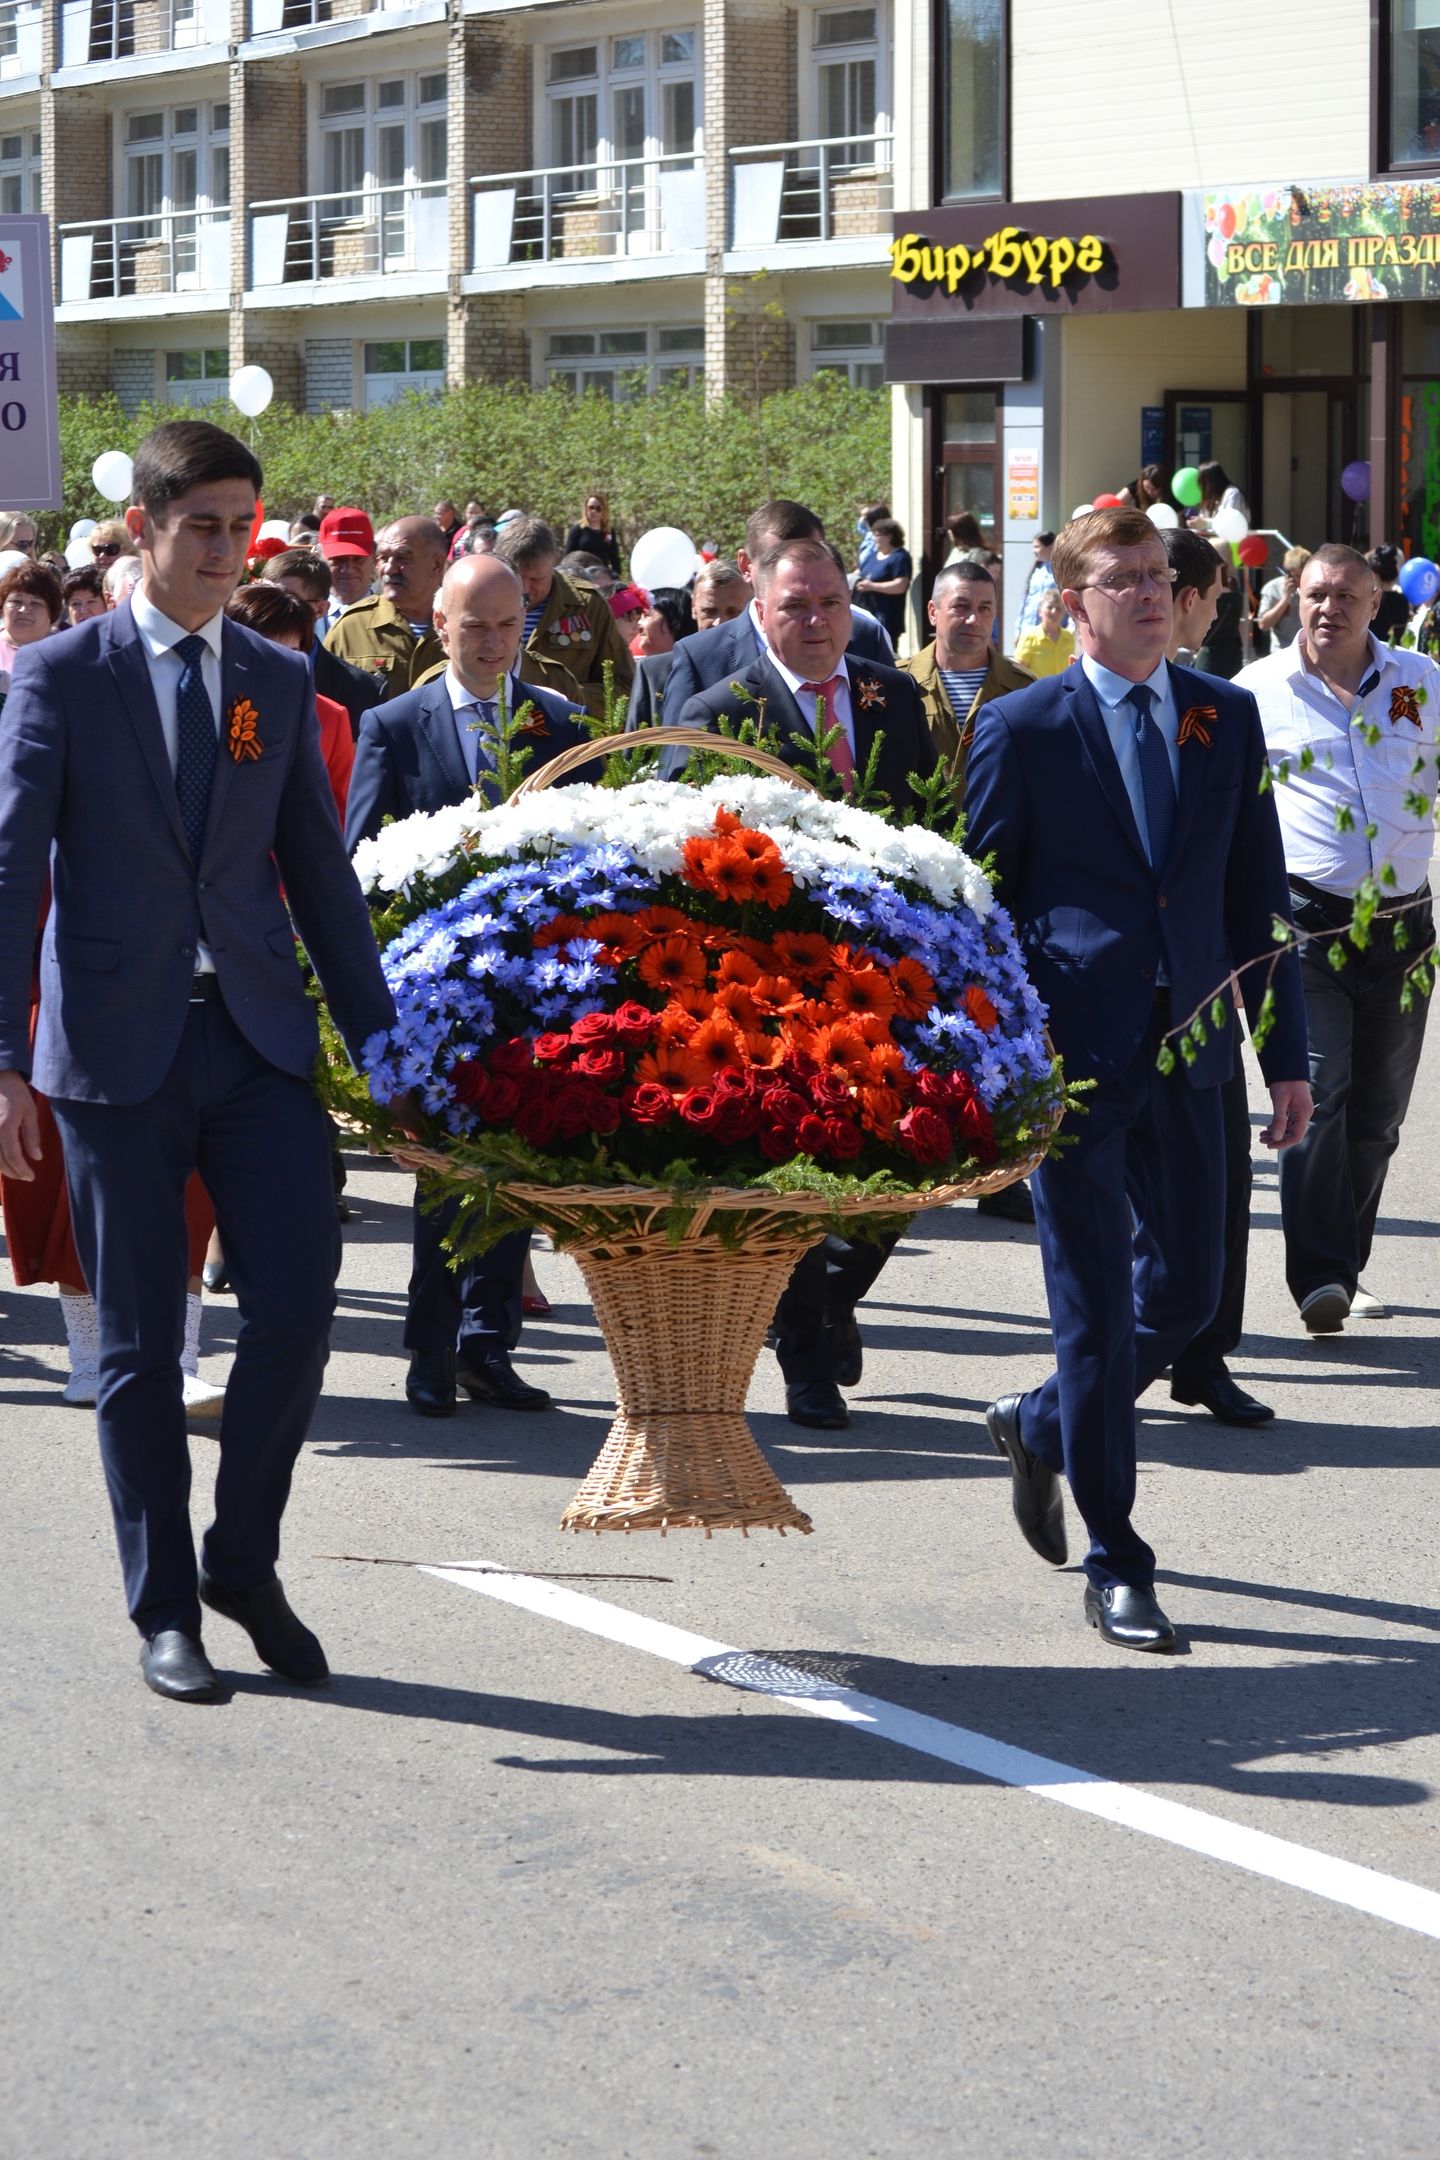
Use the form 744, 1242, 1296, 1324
0, 548, 29, 578
229, 364, 274, 418
629, 525, 699, 592
70, 517, 98, 541
1212, 506, 1249, 543
1146, 502, 1180, 530
91, 450, 134, 502
64, 539, 96, 568
1070, 503, 1096, 520
258, 518, 292, 544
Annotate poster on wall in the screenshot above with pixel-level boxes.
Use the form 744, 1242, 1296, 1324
0, 215, 60, 511
1191, 180, 1440, 306
1006, 448, 1039, 523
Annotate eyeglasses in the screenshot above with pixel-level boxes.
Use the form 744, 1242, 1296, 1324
1080, 567, 1178, 597
91, 542, 122, 560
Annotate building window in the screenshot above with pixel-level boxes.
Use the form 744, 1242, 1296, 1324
940, 0, 1005, 201
1378, 1, 1440, 171
812, 8, 882, 165
362, 336, 446, 407
545, 324, 703, 397
807, 318, 885, 388
543, 27, 700, 191
318, 73, 446, 229
164, 348, 230, 404
120, 102, 229, 281
0, 128, 42, 213
0, 1, 42, 78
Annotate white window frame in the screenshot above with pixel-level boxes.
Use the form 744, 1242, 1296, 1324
0, 2, 43, 80
800, 2, 890, 163
163, 345, 231, 404
804, 317, 885, 389
539, 25, 701, 192
0, 125, 42, 212
361, 334, 447, 408
313, 70, 447, 264
115, 99, 230, 287
541, 322, 703, 399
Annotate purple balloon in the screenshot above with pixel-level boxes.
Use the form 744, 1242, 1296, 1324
1398, 555, 1440, 607
1341, 459, 1372, 503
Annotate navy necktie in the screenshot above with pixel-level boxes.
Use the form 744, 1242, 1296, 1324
173, 633, 216, 863
1129, 683, 1174, 868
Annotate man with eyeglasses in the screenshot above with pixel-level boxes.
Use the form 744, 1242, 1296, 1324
965, 506, 1311, 1654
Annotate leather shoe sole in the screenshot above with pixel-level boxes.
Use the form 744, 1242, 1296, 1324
785, 1380, 850, 1430
199, 1572, 329, 1686
986, 1393, 1067, 1566
140, 1629, 221, 1701
406, 1380, 457, 1418
455, 1359, 553, 1412
1084, 1582, 1178, 1653
1170, 1368, 1274, 1426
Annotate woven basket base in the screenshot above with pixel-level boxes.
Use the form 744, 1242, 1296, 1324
559, 1239, 817, 1536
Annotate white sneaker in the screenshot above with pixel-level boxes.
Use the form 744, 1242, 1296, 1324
1300, 1283, 1351, 1334
182, 1372, 226, 1419
1350, 1283, 1387, 1318
62, 1372, 98, 1407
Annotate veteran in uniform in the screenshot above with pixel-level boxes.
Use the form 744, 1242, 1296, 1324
324, 516, 447, 703
492, 516, 634, 721
902, 560, 1031, 785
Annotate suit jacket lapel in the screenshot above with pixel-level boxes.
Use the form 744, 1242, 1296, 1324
105, 609, 190, 859
750, 654, 810, 745
1064, 668, 1148, 863
418, 677, 472, 798
200, 619, 250, 856
1164, 661, 1210, 868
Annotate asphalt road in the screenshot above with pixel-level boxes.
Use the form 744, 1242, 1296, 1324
2, 1026, 1438, 2159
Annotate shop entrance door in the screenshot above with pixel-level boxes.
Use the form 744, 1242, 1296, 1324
929, 386, 1002, 618
1162, 389, 1252, 506
1258, 385, 1363, 550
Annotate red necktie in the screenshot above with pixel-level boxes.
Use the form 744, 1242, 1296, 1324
800, 675, 855, 791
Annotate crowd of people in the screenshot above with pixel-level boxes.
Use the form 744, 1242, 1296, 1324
0, 415, 1433, 1695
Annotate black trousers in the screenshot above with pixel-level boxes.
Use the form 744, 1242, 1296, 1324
405, 1192, 528, 1362
1171, 1061, 1253, 1384
1279, 882, 1432, 1304
772, 1231, 897, 1384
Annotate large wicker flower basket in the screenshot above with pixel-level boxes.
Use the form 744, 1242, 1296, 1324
388, 729, 1060, 1537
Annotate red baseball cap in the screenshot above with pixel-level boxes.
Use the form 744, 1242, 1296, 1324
319, 507, 375, 559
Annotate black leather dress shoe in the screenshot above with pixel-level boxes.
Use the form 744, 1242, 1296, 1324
828, 1310, 863, 1388
785, 1379, 850, 1429
406, 1351, 456, 1418
140, 1629, 220, 1701
1171, 1363, 1274, 1426
976, 1180, 1035, 1224
198, 1571, 329, 1685
454, 1349, 553, 1412
201, 1259, 231, 1294
1083, 1581, 1178, 1653
985, 1392, 1067, 1565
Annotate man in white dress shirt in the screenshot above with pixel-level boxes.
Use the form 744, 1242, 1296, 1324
1237, 543, 1440, 1334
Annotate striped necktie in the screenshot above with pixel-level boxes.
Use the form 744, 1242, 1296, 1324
173, 633, 216, 862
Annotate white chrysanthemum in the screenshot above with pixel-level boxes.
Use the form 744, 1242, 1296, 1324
354, 772, 992, 917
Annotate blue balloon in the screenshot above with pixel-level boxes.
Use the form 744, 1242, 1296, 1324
1398, 556, 1440, 606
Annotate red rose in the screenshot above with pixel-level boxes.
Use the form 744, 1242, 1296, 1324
574, 1047, 626, 1084
758, 1121, 798, 1163
914, 1069, 950, 1105
450, 1058, 488, 1106
678, 1087, 720, 1131
954, 1094, 998, 1164
713, 1093, 762, 1142
489, 1036, 535, 1076
622, 1082, 676, 1127
479, 1074, 523, 1124
515, 1094, 559, 1146
586, 1092, 621, 1136
612, 1001, 658, 1046
711, 1066, 752, 1098
823, 1116, 864, 1162
896, 1105, 953, 1165
779, 1049, 819, 1088
551, 1084, 596, 1140
761, 1087, 806, 1130
811, 1071, 851, 1112
533, 1032, 573, 1065
796, 1114, 831, 1156
570, 1011, 618, 1045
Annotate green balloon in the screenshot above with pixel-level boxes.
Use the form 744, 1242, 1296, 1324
1173, 465, 1203, 507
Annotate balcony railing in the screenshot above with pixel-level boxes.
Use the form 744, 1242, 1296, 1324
59, 0, 230, 66
58, 204, 231, 303
469, 151, 704, 272
0, 0, 43, 78
247, 0, 422, 33
248, 179, 446, 286
728, 132, 894, 248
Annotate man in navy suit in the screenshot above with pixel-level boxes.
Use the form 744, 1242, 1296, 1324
346, 554, 589, 1419
678, 536, 939, 1431
646, 498, 893, 730
965, 506, 1312, 1652
0, 420, 397, 1701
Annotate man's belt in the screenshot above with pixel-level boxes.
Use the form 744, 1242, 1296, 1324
1288, 873, 1431, 925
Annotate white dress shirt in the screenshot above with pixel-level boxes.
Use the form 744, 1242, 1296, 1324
768, 649, 857, 755
129, 584, 224, 972
1236, 632, 1440, 896
1081, 652, 1180, 857
445, 668, 524, 784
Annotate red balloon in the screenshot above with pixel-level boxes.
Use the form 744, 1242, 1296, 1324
1218, 204, 1237, 240
1092, 492, 1124, 509
1238, 534, 1269, 567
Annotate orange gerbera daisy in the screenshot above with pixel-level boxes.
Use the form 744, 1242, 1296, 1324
963, 984, 1000, 1031
656, 986, 712, 1040
858, 1084, 903, 1138
716, 950, 763, 987
638, 936, 708, 992
744, 851, 793, 909
587, 911, 650, 960
635, 904, 692, 938
712, 979, 762, 1030
824, 966, 897, 1026
684, 836, 762, 905
634, 1045, 693, 1095
751, 972, 807, 1017
809, 1022, 878, 1085
770, 930, 833, 983
889, 955, 936, 1019
677, 1015, 748, 1086
532, 912, 586, 949
866, 1040, 908, 1085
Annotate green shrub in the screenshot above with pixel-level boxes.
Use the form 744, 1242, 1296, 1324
46, 377, 888, 564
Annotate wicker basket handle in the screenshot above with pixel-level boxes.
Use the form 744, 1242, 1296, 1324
509, 724, 818, 798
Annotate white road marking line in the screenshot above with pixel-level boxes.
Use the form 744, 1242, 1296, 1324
425, 1562, 1440, 1944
